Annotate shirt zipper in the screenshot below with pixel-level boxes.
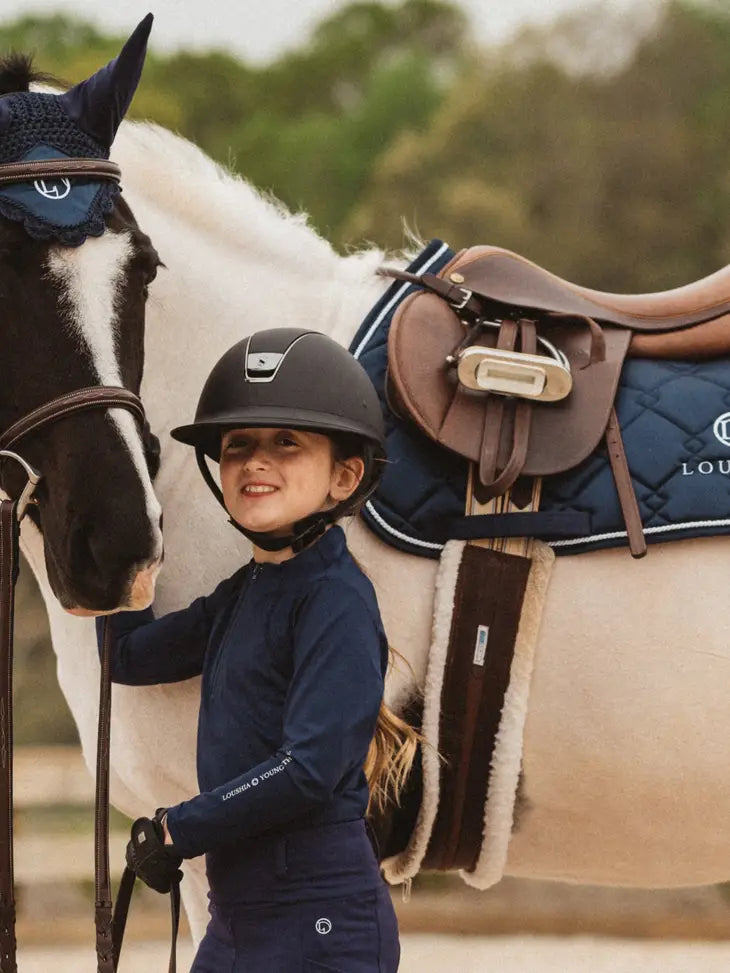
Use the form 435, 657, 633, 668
209, 568, 256, 692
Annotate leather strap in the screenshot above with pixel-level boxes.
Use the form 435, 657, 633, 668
475, 320, 534, 499
0, 385, 152, 972
0, 158, 121, 188
0, 501, 18, 973
111, 866, 181, 973
0, 388, 145, 453
605, 408, 647, 558
96, 620, 115, 973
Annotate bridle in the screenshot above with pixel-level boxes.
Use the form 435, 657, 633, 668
0, 157, 177, 973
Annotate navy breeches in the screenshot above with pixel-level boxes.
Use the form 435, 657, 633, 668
191, 819, 400, 972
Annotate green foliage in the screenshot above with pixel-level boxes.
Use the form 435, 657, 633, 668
347, 0, 730, 288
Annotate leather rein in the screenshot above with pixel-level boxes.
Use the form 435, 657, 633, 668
0, 153, 178, 973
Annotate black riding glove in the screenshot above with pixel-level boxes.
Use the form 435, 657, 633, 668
125, 809, 183, 894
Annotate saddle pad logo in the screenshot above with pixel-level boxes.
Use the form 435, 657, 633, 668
713, 412, 730, 447
315, 917, 332, 935
33, 177, 71, 201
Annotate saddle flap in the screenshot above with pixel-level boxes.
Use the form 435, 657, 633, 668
388, 288, 631, 477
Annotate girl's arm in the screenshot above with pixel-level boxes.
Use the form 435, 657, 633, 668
164, 580, 386, 858
95, 566, 246, 685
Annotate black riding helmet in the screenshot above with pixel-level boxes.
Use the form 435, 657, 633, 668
171, 328, 386, 552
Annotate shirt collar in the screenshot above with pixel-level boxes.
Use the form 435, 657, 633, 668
249, 524, 346, 579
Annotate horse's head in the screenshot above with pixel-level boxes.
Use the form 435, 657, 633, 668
0, 15, 165, 614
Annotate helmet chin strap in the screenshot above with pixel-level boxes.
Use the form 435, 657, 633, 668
227, 510, 331, 553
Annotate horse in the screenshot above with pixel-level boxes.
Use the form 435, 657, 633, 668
5, 33, 730, 951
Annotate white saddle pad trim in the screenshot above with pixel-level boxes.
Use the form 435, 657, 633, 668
382, 538, 465, 884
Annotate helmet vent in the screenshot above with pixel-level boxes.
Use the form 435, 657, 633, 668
245, 351, 283, 383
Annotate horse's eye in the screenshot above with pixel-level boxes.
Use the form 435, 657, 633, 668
142, 262, 159, 287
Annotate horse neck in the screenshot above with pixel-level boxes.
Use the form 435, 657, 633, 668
113, 125, 390, 429
111, 121, 395, 612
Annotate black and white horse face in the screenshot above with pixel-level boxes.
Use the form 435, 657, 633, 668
0, 16, 165, 613
0, 197, 164, 612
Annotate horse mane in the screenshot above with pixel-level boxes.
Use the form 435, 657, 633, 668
113, 119, 389, 285
0, 54, 58, 95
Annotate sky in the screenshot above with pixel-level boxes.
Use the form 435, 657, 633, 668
1, 0, 650, 63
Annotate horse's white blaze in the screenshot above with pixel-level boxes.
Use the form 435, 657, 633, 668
46, 232, 163, 564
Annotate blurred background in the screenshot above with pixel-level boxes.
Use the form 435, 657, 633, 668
5, 0, 730, 967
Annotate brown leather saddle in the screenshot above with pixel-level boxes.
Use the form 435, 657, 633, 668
385, 245, 730, 556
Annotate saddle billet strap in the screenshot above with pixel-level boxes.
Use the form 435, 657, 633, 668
0, 388, 146, 452
0, 158, 121, 187
475, 320, 535, 499
605, 409, 647, 559
0, 501, 18, 973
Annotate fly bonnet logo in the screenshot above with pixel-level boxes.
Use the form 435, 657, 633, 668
33, 178, 71, 201
713, 412, 730, 448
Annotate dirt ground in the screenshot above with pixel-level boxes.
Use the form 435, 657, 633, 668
16, 935, 730, 972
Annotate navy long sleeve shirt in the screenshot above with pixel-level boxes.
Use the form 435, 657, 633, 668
97, 526, 388, 861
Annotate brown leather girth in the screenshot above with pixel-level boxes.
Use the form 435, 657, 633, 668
0, 501, 18, 973
422, 545, 530, 871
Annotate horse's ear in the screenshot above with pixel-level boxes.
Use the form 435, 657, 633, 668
57, 13, 153, 150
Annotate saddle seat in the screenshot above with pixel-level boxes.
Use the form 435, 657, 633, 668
454, 245, 730, 334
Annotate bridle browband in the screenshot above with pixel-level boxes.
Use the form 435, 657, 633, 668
0, 158, 121, 188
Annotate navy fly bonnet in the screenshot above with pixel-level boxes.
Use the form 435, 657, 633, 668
0, 13, 152, 245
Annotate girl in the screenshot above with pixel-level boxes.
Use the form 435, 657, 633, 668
101, 328, 412, 972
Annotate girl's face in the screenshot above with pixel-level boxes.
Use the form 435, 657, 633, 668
219, 427, 364, 557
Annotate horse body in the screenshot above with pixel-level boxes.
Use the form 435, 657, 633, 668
16, 117, 730, 945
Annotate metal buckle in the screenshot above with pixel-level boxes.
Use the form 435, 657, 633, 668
457, 346, 572, 402
0, 451, 42, 520
450, 287, 473, 311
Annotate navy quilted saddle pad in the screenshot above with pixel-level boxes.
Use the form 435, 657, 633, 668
351, 241, 730, 559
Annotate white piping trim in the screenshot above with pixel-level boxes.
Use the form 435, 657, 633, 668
364, 500, 443, 552
549, 518, 730, 548
352, 241, 451, 360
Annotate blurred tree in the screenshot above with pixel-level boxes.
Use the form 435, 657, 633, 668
347, 0, 730, 288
